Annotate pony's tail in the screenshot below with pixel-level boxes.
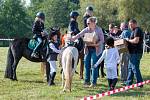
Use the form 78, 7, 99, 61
65, 53, 73, 92
4, 45, 14, 79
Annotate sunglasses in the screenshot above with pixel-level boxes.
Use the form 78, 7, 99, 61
87, 23, 91, 25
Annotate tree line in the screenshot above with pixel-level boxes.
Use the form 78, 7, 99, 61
0, 0, 150, 38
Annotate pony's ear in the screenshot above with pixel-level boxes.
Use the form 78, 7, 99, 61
56, 27, 60, 31
50, 28, 55, 31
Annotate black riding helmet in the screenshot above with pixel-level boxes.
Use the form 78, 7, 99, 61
49, 29, 58, 40
70, 11, 79, 18
51, 26, 60, 32
36, 12, 45, 21
86, 6, 93, 11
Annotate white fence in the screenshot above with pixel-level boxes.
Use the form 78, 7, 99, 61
0, 38, 150, 53
0, 39, 14, 47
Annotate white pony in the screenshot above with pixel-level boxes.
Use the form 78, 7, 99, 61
61, 34, 79, 92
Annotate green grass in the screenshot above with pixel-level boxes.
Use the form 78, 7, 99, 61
0, 47, 150, 100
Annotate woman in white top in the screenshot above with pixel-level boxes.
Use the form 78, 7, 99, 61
94, 37, 120, 90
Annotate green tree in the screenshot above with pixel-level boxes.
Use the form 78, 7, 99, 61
0, 0, 31, 38
28, 0, 79, 32
118, 0, 150, 31
79, 0, 119, 29
43, 0, 79, 29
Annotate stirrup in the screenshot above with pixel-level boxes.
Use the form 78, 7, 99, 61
31, 53, 39, 58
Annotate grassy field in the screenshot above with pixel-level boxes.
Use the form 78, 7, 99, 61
0, 47, 150, 100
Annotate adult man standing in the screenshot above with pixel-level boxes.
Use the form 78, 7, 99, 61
125, 19, 143, 87
120, 22, 131, 83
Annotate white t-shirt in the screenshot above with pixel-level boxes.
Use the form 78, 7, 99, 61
95, 47, 120, 79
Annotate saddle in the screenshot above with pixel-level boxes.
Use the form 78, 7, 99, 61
28, 38, 49, 59
73, 38, 84, 53
28, 39, 38, 50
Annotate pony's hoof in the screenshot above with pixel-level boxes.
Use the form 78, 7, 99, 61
63, 89, 66, 92
11, 79, 18, 81
80, 77, 83, 79
60, 90, 65, 94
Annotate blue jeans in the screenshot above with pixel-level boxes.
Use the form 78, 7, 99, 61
126, 53, 143, 85
33, 37, 42, 53
84, 48, 98, 85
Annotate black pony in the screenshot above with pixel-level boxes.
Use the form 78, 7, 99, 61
4, 36, 49, 81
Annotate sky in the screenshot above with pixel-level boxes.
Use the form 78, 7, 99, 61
22, 0, 31, 6
25, 0, 30, 6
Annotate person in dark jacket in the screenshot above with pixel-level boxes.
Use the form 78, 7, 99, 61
31, 12, 45, 58
68, 11, 80, 35
83, 6, 94, 28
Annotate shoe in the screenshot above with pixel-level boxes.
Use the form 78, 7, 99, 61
48, 81, 55, 86
83, 82, 91, 87
31, 53, 39, 58
138, 85, 143, 88
89, 84, 96, 88
121, 82, 126, 86
83, 82, 91, 85
109, 87, 114, 91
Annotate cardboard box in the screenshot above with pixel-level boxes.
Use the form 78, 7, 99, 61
114, 39, 128, 53
83, 32, 98, 45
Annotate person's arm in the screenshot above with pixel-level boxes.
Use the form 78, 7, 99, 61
115, 48, 120, 64
98, 27, 105, 44
128, 37, 139, 44
49, 43, 61, 53
71, 28, 86, 41
94, 50, 106, 68
120, 31, 125, 39
128, 28, 141, 44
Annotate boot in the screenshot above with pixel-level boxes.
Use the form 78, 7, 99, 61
46, 62, 50, 82
108, 79, 113, 90
31, 38, 42, 58
48, 72, 56, 86
111, 78, 118, 90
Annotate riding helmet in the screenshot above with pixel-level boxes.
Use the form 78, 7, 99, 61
86, 6, 93, 11
36, 12, 45, 20
49, 31, 57, 39
51, 26, 60, 32
70, 11, 79, 18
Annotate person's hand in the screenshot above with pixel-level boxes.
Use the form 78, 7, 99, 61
117, 64, 119, 67
41, 32, 45, 36
124, 38, 129, 41
67, 37, 73, 42
93, 64, 98, 68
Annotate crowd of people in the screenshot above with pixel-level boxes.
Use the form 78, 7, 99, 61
31, 6, 145, 90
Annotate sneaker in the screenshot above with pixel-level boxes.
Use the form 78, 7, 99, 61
83, 82, 91, 85
48, 81, 55, 86
138, 85, 143, 88
121, 82, 126, 86
83, 82, 91, 87
89, 84, 96, 88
